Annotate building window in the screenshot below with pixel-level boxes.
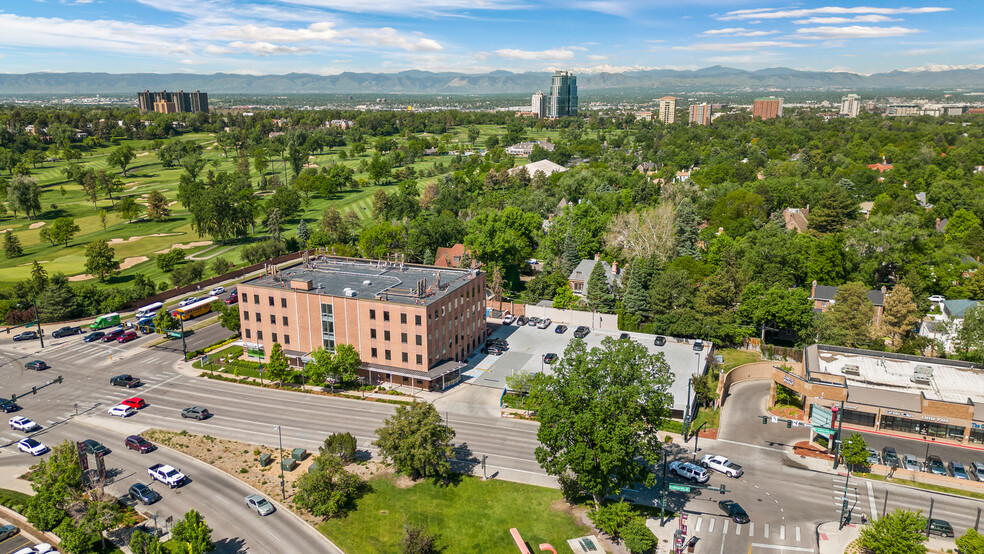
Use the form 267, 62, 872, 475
253, 294, 259, 304
244, 312, 250, 321
415, 315, 421, 326
245, 329, 251, 338
839, 409, 876, 428
272, 332, 278, 343
255, 312, 260, 322
384, 311, 390, 322
416, 354, 422, 365
401, 313, 407, 324
416, 335, 422, 346
268, 296, 274, 306
370, 329, 377, 339
282, 316, 288, 326
371, 347, 378, 358
257, 330, 263, 340
370, 309, 376, 320
284, 335, 290, 345
385, 350, 391, 361
321, 303, 335, 350
384, 330, 391, 341
270, 314, 276, 324
401, 333, 408, 344
402, 352, 409, 363
281, 298, 287, 308
970, 428, 984, 444
242, 293, 248, 303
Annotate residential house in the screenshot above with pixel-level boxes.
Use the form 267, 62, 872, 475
433, 244, 476, 269
504, 140, 555, 157
809, 281, 886, 327
782, 207, 809, 233
859, 201, 874, 218
919, 299, 979, 353
568, 255, 621, 297
508, 159, 567, 179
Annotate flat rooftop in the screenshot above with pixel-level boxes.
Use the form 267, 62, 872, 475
243, 256, 481, 307
814, 346, 984, 405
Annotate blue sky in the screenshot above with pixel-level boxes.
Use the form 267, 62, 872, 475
0, 1, 980, 75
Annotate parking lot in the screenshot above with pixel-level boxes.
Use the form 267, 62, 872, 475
0, 529, 44, 554
462, 320, 711, 412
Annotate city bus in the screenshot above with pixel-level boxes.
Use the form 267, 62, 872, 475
135, 302, 164, 319
174, 297, 219, 321
136, 316, 156, 334
90, 312, 121, 330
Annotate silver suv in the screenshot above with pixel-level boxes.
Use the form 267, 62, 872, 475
669, 461, 710, 483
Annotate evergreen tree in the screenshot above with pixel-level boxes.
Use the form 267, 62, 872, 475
266, 342, 293, 386
674, 198, 700, 259
879, 284, 919, 349
297, 219, 310, 248
586, 259, 615, 312
3, 230, 23, 258
559, 228, 580, 275
422, 247, 435, 266
622, 259, 650, 318
30, 260, 49, 294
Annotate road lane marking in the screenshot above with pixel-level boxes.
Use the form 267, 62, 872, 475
750, 544, 813, 552
749, 522, 754, 537
779, 525, 785, 540
137, 374, 182, 394
735, 523, 741, 536
867, 480, 876, 517
708, 518, 715, 533
265, 530, 281, 542
764, 523, 769, 538
695, 517, 702, 533
722, 520, 729, 535
795, 526, 801, 542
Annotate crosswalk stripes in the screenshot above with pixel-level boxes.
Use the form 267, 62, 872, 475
708, 518, 715, 534
795, 526, 801, 542
779, 525, 785, 541
764, 523, 769, 539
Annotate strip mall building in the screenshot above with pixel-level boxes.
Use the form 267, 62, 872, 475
775, 344, 984, 446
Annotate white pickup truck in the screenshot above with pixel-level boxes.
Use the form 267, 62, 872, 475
700, 454, 744, 478
148, 463, 186, 488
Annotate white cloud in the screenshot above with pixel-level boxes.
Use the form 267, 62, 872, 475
227, 41, 315, 56
792, 15, 900, 24
719, 6, 951, 21
179, 58, 207, 65
273, 0, 525, 16
587, 54, 607, 61
701, 28, 778, 37
495, 48, 576, 60
674, 41, 809, 51
795, 26, 921, 39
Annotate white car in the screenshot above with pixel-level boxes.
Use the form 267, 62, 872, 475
928, 295, 946, 304
179, 297, 199, 307
209, 286, 225, 296
9, 416, 39, 432
18, 438, 47, 456
700, 454, 744, 478
669, 460, 710, 483
537, 317, 552, 329
502, 313, 514, 325
13, 545, 53, 554
108, 404, 135, 418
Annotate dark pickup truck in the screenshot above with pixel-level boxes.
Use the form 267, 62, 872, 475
110, 374, 141, 388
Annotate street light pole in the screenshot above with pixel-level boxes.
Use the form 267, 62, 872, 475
179, 314, 187, 361
275, 425, 285, 501
33, 299, 44, 349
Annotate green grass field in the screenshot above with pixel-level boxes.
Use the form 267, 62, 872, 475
319, 473, 589, 553
0, 123, 548, 287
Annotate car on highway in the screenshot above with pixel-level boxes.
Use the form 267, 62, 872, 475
902, 454, 920, 472
928, 519, 954, 538
0, 400, 19, 413
125, 435, 155, 453
81, 439, 109, 457
209, 286, 225, 296
108, 405, 135, 418
537, 318, 552, 329
502, 313, 514, 325
13, 331, 39, 342
865, 448, 881, 466
102, 328, 125, 342
882, 447, 899, 468
9, 417, 39, 432
718, 500, 750, 524
0, 524, 19, 542
110, 374, 141, 388
542, 353, 558, 364
927, 455, 947, 476
573, 326, 590, 339
122, 397, 146, 409
182, 406, 211, 420
654, 335, 667, 346
179, 297, 199, 307
148, 463, 186, 488
128, 483, 161, 505
83, 331, 105, 342
950, 461, 969, 480
225, 293, 239, 305
117, 330, 138, 343
669, 461, 710, 483
51, 326, 82, 338
700, 455, 744, 478
24, 360, 48, 371
245, 494, 276, 516
18, 438, 47, 456
554, 325, 567, 334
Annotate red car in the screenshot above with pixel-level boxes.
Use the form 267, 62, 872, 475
102, 329, 125, 342
124, 435, 154, 453
121, 397, 146, 409
117, 330, 138, 343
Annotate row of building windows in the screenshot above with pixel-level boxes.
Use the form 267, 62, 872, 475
243, 328, 290, 345
879, 415, 966, 441
243, 312, 289, 327
368, 347, 424, 366
368, 329, 422, 345
369, 309, 423, 326
241, 293, 289, 309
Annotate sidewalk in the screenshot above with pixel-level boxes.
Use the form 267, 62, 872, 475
818, 521, 859, 554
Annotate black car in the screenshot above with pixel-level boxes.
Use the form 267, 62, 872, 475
81, 439, 110, 457
182, 406, 211, 420
13, 331, 39, 342
516, 315, 529, 326
129, 483, 161, 505
0, 399, 19, 413
554, 325, 568, 334
654, 335, 667, 346
84, 331, 105, 342
110, 374, 141, 388
25, 360, 49, 371
573, 326, 590, 339
619, 333, 630, 340
693, 341, 704, 352
543, 353, 558, 364
52, 326, 82, 338
928, 519, 954, 538
719, 500, 750, 524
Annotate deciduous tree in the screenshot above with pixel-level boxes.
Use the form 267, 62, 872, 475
84, 240, 120, 282
171, 509, 215, 554
373, 402, 455, 480
956, 528, 984, 554
294, 455, 363, 519
606, 204, 676, 262
841, 432, 869, 474
821, 282, 874, 347
107, 143, 136, 177
266, 342, 293, 386
858, 509, 927, 554
145, 190, 171, 221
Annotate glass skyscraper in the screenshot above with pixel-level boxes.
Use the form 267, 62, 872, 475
547, 71, 577, 118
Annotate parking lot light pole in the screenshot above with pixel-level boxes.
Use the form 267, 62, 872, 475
33, 299, 44, 349
275, 425, 285, 501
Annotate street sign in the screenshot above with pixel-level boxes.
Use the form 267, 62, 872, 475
811, 405, 834, 438
669, 484, 691, 492
771, 416, 778, 423
813, 426, 834, 435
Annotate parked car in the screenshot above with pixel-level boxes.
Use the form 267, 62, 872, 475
81, 439, 109, 457
537, 318, 552, 329
527, 317, 539, 327
573, 326, 590, 339
865, 448, 881, 466
84, 331, 105, 342
179, 297, 199, 307
0, 524, 19, 542
108, 405, 135, 418
692, 341, 704, 351
516, 315, 529, 326
51, 326, 82, 338
125, 435, 155, 453
971, 461, 984, 481
902, 454, 920, 472
700, 455, 744, 478
928, 295, 946, 304
502, 313, 514, 325
102, 328, 125, 342
13, 331, 38, 342
619, 333, 630, 340
543, 353, 558, 364
719, 500, 750, 524
129, 483, 161, 505
117, 330, 138, 343
245, 494, 276, 516
926, 455, 947, 476
554, 325, 568, 334
654, 335, 667, 347
9, 416, 39, 432
122, 397, 146, 409
882, 447, 899, 468
209, 286, 225, 296
928, 519, 954, 537
950, 461, 969, 480
18, 438, 47, 456
110, 374, 141, 388
181, 406, 211, 420
24, 360, 48, 371
0, 400, 19, 413
669, 461, 710, 483
484, 346, 504, 356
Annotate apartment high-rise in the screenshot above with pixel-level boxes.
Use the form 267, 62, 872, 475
689, 103, 712, 126
547, 71, 577, 119
752, 96, 783, 120
658, 96, 677, 124
138, 90, 209, 114
531, 91, 547, 118
840, 94, 861, 118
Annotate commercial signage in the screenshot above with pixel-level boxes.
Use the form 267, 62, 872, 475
811, 405, 834, 438
921, 416, 949, 423
885, 410, 915, 418
782, 374, 795, 387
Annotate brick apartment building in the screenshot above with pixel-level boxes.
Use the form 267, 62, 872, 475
237, 256, 487, 391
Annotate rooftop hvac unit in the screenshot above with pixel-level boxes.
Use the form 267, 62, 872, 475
911, 373, 931, 385
363, 280, 372, 286
343, 288, 357, 297
843, 365, 860, 376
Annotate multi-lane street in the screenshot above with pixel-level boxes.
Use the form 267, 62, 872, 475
3, 327, 983, 554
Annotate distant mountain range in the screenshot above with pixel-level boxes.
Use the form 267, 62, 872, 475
3, 66, 984, 95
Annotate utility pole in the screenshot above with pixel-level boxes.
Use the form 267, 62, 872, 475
838, 470, 852, 529
33, 299, 44, 348
275, 425, 285, 501
179, 314, 187, 361
832, 400, 845, 470
660, 448, 669, 526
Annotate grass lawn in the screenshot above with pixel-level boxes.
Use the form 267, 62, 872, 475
0, 488, 31, 513
319, 474, 590, 553
860, 473, 984, 501
715, 348, 762, 372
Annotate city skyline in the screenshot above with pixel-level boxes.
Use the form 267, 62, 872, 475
0, 1, 979, 76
